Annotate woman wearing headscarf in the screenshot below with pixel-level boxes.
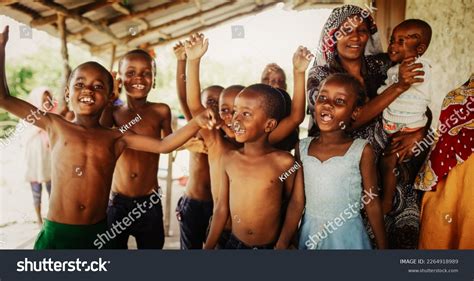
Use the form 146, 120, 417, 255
415, 75, 474, 249
306, 5, 429, 248
23, 86, 55, 226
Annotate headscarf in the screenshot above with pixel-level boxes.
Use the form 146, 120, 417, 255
307, 4, 388, 132
314, 4, 382, 67
23, 87, 55, 147
27, 86, 55, 111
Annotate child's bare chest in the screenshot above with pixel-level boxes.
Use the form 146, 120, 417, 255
115, 110, 162, 136
51, 128, 118, 166
227, 156, 282, 189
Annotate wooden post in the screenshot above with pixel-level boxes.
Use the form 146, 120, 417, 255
110, 44, 116, 71
57, 12, 71, 117
163, 116, 177, 236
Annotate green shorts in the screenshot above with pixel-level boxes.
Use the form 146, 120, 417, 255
34, 219, 113, 249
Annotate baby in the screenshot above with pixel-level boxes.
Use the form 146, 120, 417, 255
378, 19, 433, 214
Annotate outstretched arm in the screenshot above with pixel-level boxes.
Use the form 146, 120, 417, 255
360, 143, 387, 249
352, 57, 424, 129
269, 46, 313, 144
174, 42, 192, 121
185, 33, 208, 117
121, 108, 217, 154
0, 26, 52, 130
204, 160, 230, 249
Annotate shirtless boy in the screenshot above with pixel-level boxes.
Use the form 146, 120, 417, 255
0, 26, 216, 249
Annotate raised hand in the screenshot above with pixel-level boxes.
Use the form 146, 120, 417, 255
173, 41, 187, 61
184, 33, 209, 61
0, 26, 9, 48
293, 46, 313, 73
194, 108, 220, 130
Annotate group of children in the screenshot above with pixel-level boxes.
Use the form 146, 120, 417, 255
0, 15, 435, 250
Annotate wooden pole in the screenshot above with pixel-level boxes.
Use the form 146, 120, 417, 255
110, 44, 116, 71
57, 13, 71, 117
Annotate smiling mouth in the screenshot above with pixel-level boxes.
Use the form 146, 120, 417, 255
131, 84, 145, 90
320, 111, 334, 122
232, 121, 246, 135
79, 96, 95, 105
347, 44, 361, 49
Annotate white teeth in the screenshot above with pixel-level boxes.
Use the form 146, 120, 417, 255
132, 84, 145, 90
79, 96, 95, 105
232, 121, 245, 134
320, 112, 333, 122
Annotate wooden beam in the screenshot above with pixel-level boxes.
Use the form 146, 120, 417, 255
125, 1, 236, 44
111, 0, 131, 15
9, 2, 42, 19
31, 0, 111, 27
1, 1, 19, 6
36, 0, 122, 44
106, 0, 190, 26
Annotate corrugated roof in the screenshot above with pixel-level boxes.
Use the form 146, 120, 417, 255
0, 0, 342, 58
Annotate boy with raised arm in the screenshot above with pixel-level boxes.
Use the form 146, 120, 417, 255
204, 84, 306, 249
173, 41, 224, 249
183, 33, 312, 248
0, 26, 217, 249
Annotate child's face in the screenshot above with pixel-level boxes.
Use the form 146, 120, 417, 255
67, 65, 111, 116
120, 54, 153, 99
388, 27, 420, 62
314, 81, 358, 132
336, 17, 369, 61
266, 71, 286, 90
232, 90, 272, 143
219, 89, 240, 131
201, 88, 220, 114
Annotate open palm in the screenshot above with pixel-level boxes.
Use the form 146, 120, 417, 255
293, 46, 313, 73
184, 33, 209, 60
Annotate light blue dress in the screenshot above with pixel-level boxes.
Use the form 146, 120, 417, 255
298, 137, 372, 250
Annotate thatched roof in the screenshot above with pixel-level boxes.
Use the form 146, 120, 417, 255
0, 0, 341, 59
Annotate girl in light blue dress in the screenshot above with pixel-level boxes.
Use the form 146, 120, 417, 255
297, 74, 387, 249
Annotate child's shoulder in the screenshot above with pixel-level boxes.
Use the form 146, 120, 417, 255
147, 102, 172, 117
269, 149, 295, 165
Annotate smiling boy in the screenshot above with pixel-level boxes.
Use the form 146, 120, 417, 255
0, 26, 217, 249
